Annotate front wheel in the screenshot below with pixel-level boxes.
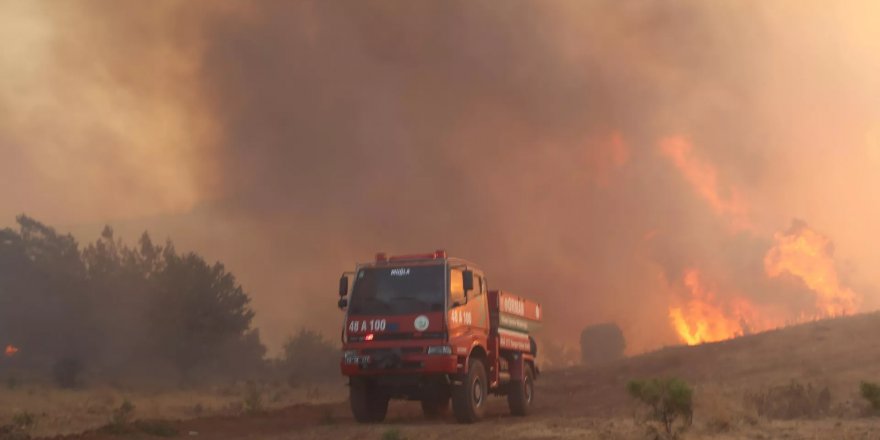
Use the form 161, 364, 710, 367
349, 377, 389, 423
452, 358, 487, 423
507, 364, 534, 416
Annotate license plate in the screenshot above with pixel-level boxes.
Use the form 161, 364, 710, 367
345, 355, 370, 365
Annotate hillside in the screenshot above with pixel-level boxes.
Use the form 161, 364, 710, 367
543, 311, 880, 419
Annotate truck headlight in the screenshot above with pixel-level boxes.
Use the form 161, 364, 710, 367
427, 345, 452, 355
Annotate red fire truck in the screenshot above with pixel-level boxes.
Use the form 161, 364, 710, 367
337, 250, 541, 423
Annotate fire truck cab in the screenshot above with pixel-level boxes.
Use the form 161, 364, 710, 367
337, 250, 540, 423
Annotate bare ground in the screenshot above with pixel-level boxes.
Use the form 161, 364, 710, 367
22, 312, 880, 439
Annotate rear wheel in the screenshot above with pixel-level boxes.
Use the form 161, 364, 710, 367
452, 358, 487, 423
349, 377, 389, 423
420, 396, 450, 418
507, 364, 534, 416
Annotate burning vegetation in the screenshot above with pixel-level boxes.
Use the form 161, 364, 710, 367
765, 221, 860, 317
662, 137, 863, 346
668, 269, 758, 346
2, 2, 880, 437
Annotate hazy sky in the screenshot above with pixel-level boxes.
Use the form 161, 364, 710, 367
2, 1, 879, 353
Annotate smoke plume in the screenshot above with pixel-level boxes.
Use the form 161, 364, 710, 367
2, 1, 879, 352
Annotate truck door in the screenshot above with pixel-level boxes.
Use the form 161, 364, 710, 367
448, 268, 489, 344
469, 273, 489, 333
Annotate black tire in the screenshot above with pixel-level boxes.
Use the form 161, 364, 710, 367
420, 396, 450, 419
349, 377, 389, 423
452, 358, 487, 423
507, 364, 534, 416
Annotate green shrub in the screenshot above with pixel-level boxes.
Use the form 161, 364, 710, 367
11, 411, 36, 433
269, 387, 288, 403
860, 381, 880, 412
627, 378, 693, 435
133, 420, 178, 437
243, 381, 263, 414
106, 399, 135, 433
281, 328, 339, 386
381, 428, 404, 440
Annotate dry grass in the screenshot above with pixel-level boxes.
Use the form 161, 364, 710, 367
0, 379, 345, 437
9, 312, 880, 439
528, 313, 880, 438
244, 414, 880, 440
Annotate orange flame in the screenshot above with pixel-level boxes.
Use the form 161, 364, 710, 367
659, 136, 751, 231
669, 269, 758, 345
4, 344, 18, 357
764, 221, 859, 316
670, 221, 858, 346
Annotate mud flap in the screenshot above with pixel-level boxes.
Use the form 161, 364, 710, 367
508, 352, 525, 382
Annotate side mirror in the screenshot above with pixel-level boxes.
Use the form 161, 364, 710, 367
462, 270, 474, 293
338, 275, 349, 297
337, 298, 348, 310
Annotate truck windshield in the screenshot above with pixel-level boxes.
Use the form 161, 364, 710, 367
349, 265, 445, 315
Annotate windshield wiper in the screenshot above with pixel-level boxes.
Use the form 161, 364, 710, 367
390, 296, 444, 311
390, 296, 430, 305
351, 297, 391, 313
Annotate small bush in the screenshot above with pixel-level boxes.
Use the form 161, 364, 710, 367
627, 378, 693, 435
109, 399, 135, 430
744, 380, 830, 419
11, 411, 37, 433
281, 329, 339, 384
269, 387, 288, 403
191, 403, 205, 416
99, 399, 136, 435
860, 381, 880, 413
381, 428, 404, 440
243, 381, 263, 414
133, 420, 178, 437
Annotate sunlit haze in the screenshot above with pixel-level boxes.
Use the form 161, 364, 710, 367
3, 1, 880, 354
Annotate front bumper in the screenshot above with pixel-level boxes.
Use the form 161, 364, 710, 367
340, 351, 458, 376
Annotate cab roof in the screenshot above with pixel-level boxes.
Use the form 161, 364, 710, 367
361, 250, 481, 271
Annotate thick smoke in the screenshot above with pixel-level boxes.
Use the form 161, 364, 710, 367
2, 1, 879, 353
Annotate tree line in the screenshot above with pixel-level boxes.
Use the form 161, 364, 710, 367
0, 214, 630, 387
0, 215, 335, 387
